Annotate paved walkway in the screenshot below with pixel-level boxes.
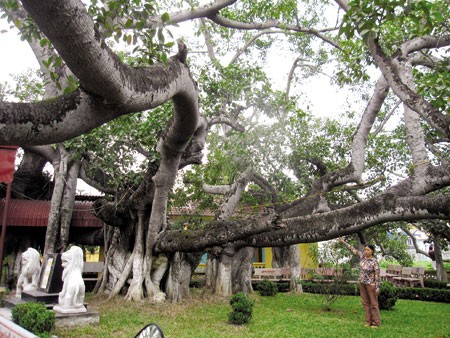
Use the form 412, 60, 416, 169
0, 307, 12, 320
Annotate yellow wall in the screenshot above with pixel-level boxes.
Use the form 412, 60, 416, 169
300, 243, 318, 269
259, 243, 318, 269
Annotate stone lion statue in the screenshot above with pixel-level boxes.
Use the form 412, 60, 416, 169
16, 247, 41, 299
53, 246, 87, 313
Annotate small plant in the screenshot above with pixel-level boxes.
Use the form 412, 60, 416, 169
12, 302, 55, 337
257, 279, 278, 296
378, 281, 398, 310
228, 292, 254, 325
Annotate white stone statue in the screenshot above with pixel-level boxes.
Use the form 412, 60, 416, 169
16, 248, 41, 299
53, 246, 87, 313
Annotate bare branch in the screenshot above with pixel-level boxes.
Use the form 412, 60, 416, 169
207, 14, 341, 49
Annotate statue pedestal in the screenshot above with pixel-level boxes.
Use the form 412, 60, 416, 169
3, 291, 58, 309
53, 304, 87, 314
21, 290, 59, 304
55, 309, 99, 327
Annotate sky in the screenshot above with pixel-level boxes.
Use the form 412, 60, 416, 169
0, 20, 37, 86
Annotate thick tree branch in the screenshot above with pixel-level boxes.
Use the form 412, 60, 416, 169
156, 194, 450, 253
366, 37, 450, 138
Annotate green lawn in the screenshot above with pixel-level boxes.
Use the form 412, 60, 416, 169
55, 290, 449, 338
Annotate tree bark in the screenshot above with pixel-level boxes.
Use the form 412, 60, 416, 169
166, 253, 199, 303
433, 237, 447, 283
231, 247, 255, 294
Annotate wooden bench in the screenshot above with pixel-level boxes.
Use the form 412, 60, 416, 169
83, 261, 104, 283
307, 268, 344, 283
252, 268, 290, 281
385, 264, 402, 281
392, 267, 424, 288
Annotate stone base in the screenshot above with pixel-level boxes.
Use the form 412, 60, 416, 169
3, 297, 23, 309
53, 304, 87, 314
55, 310, 99, 327
21, 290, 59, 304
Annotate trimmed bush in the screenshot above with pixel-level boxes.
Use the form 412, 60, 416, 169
301, 280, 449, 304
257, 279, 278, 296
228, 292, 254, 325
424, 279, 449, 289
301, 281, 359, 296
396, 287, 450, 303
378, 282, 398, 310
12, 302, 55, 337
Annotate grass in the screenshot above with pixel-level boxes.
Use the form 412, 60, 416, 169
54, 290, 450, 338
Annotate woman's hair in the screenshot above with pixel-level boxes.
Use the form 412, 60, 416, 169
365, 244, 375, 253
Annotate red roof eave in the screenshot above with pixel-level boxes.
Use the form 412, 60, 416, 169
0, 199, 103, 228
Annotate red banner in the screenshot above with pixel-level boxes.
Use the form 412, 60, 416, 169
0, 146, 18, 183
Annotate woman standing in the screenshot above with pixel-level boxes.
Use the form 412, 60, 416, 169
338, 237, 381, 328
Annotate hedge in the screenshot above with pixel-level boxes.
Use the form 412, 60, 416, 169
300, 281, 449, 303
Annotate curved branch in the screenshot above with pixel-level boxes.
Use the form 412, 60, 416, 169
401, 34, 450, 56
401, 226, 429, 257
0, 53, 197, 146
115, 0, 238, 30
208, 14, 340, 49
208, 115, 245, 132
366, 37, 450, 138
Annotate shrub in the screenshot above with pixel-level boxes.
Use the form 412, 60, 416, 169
228, 292, 254, 325
396, 287, 450, 303
378, 282, 398, 310
301, 281, 359, 296
12, 302, 55, 337
424, 279, 449, 289
257, 279, 278, 296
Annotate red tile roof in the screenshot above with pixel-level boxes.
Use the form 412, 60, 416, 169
0, 199, 103, 228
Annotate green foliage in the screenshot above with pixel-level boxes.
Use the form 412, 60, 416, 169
228, 292, 254, 325
424, 279, 449, 289
87, 0, 174, 65
336, 0, 450, 86
378, 281, 398, 310
64, 105, 172, 194
301, 281, 359, 297
307, 275, 352, 311
341, 0, 449, 41
7, 70, 45, 102
414, 58, 450, 114
371, 226, 414, 267
395, 286, 450, 303
12, 302, 55, 337
302, 280, 449, 304
257, 279, 278, 296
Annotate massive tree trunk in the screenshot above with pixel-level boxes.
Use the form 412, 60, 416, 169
44, 146, 79, 254
166, 252, 200, 303
433, 237, 447, 283
59, 159, 80, 251
231, 247, 255, 294
272, 247, 290, 268
125, 211, 146, 301
203, 168, 256, 296
289, 245, 302, 292
11, 151, 49, 200
213, 248, 233, 296
205, 255, 217, 290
